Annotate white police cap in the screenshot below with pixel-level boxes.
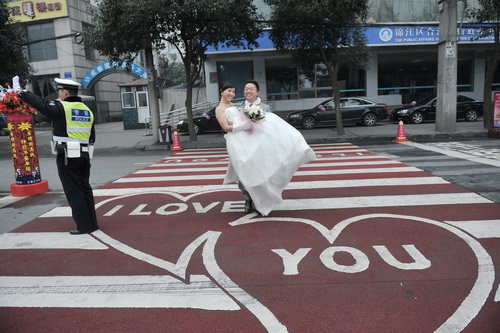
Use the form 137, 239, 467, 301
55, 78, 81, 90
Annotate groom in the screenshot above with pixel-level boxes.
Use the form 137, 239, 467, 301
243, 80, 271, 113
239, 80, 271, 213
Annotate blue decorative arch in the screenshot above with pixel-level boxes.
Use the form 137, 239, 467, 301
81, 61, 149, 89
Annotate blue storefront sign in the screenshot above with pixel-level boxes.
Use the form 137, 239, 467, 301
207, 25, 495, 53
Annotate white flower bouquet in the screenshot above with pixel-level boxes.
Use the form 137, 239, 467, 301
243, 104, 266, 122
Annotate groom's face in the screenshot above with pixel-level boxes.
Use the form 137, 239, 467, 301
244, 83, 258, 103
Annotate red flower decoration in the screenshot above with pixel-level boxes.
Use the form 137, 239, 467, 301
0, 91, 36, 115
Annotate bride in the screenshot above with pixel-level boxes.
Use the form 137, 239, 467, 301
215, 81, 316, 216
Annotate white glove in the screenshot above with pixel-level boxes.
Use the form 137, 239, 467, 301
12, 76, 21, 92
233, 122, 252, 133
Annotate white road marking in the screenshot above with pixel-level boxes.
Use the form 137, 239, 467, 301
39, 192, 490, 218
402, 141, 500, 167
0, 275, 239, 310
134, 160, 403, 174
150, 155, 386, 167
91, 177, 449, 197
445, 220, 500, 239
0, 233, 108, 249
168, 148, 367, 159
231, 213, 495, 332
273, 193, 491, 211
0, 195, 27, 209
113, 167, 422, 183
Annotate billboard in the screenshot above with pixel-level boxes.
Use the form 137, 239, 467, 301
8, 0, 68, 23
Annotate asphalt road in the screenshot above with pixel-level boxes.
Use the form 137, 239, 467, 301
1, 141, 499, 332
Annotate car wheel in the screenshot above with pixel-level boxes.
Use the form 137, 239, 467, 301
193, 124, 201, 135
410, 111, 424, 124
0, 129, 7, 136
301, 116, 317, 129
465, 109, 478, 122
362, 113, 377, 126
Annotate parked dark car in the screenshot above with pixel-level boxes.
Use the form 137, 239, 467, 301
0, 114, 8, 136
391, 94, 483, 124
177, 107, 222, 135
286, 97, 388, 129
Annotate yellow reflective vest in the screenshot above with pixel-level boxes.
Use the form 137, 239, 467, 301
55, 101, 94, 144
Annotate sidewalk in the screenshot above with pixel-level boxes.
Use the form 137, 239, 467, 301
135, 119, 490, 150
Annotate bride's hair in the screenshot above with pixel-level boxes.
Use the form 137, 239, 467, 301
220, 81, 236, 95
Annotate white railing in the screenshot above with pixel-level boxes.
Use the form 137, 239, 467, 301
160, 101, 217, 129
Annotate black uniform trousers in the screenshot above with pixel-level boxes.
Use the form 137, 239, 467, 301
56, 151, 98, 233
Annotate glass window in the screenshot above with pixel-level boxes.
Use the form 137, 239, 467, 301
265, 58, 298, 101
27, 22, 57, 62
121, 92, 136, 108
378, 50, 474, 103
217, 61, 253, 100
297, 61, 365, 98
32, 74, 59, 98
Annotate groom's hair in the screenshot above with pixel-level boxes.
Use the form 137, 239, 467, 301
245, 80, 260, 91
220, 81, 236, 94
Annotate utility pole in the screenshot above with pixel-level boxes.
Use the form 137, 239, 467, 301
436, 0, 458, 132
144, 34, 160, 143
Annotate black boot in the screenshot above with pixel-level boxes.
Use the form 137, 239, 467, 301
244, 198, 254, 213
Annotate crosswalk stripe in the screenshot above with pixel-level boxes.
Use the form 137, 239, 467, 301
151, 155, 386, 168
445, 220, 500, 239
134, 160, 404, 174
39, 193, 490, 218
0, 233, 108, 249
114, 167, 423, 183
94, 177, 449, 197
0, 275, 239, 309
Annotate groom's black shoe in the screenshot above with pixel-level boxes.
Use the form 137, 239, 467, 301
244, 199, 254, 213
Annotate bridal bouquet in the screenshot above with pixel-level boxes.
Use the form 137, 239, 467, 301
0, 86, 36, 115
243, 104, 266, 122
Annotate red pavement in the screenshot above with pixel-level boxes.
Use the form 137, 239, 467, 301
1, 143, 499, 332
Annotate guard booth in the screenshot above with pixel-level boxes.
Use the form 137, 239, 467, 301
118, 79, 150, 129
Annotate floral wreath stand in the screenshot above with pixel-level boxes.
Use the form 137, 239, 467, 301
2, 103, 48, 197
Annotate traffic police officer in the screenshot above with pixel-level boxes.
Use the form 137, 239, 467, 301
18, 78, 99, 234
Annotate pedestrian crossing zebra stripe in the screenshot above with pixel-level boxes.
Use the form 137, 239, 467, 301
38, 192, 491, 218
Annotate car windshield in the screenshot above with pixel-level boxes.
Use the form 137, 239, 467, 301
414, 96, 435, 105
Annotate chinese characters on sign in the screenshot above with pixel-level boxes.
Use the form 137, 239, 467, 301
371, 25, 496, 45
81, 61, 149, 88
7, 114, 42, 185
10, 1, 62, 18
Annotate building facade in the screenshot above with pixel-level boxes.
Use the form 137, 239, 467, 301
7, 0, 145, 123
204, 0, 499, 112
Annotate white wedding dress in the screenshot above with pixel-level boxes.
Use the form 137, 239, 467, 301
223, 106, 317, 216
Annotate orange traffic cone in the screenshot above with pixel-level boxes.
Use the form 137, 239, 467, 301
393, 120, 408, 142
171, 129, 184, 151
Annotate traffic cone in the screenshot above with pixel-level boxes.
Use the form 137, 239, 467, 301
171, 130, 184, 151
393, 120, 408, 142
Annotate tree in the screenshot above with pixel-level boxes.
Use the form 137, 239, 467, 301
265, 0, 370, 135
84, 0, 168, 141
155, 0, 263, 141
0, 0, 33, 85
467, 0, 500, 132
85, 0, 263, 142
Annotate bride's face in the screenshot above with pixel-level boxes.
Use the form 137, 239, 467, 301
222, 88, 235, 101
